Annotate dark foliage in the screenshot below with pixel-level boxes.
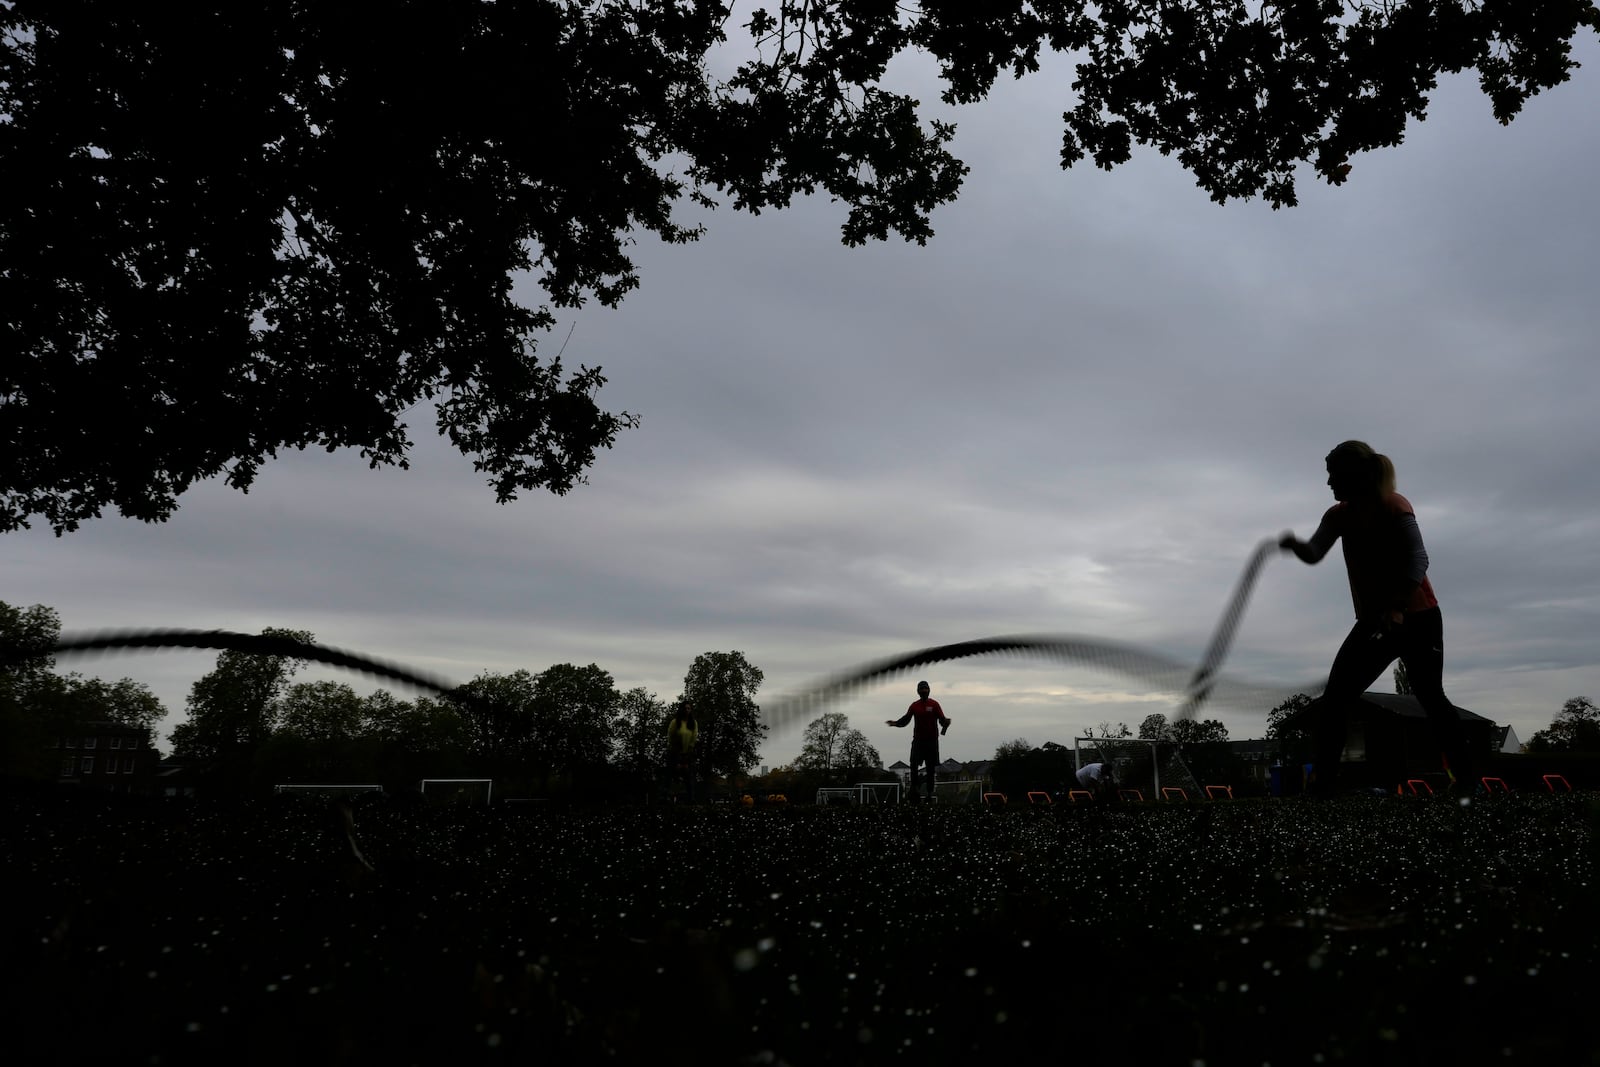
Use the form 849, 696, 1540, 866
5, 2, 1596, 530
681, 651, 767, 784
1, 600, 164, 777
990, 738, 1075, 798
1527, 696, 1600, 752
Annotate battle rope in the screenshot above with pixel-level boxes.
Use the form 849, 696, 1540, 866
762, 537, 1299, 735
1175, 537, 1279, 722
760, 634, 1317, 737
4, 628, 492, 713
9, 541, 1298, 736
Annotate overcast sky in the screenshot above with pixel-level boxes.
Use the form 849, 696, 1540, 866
7, 40, 1599, 773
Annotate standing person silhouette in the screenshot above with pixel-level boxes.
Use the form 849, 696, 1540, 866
1279, 440, 1473, 795
886, 680, 949, 803
665, 703, 699, 804
330, 795, 375, 886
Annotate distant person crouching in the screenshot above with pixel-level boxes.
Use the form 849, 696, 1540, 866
1075, 761, 1117, 802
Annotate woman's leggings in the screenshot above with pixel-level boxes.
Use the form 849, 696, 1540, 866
1313, 606, 1468, 789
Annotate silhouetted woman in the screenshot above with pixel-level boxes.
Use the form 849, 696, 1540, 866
1279, 441, 1472, 794
665, 704, 699, 803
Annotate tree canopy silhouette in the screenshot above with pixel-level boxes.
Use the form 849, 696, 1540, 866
5, 0, 1595, 531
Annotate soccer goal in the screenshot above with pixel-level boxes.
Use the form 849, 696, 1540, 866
933, 779, 985, 805
274, 783, 384, 796
1072, 737, 1201, 801
816, 782, 903, 806
420, 778, 493, 805
856, 781, 902, 805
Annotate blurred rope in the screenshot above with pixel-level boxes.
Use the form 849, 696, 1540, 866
761, 633, 1318, 737
14, 541, 1297, 737
1174, 537, 1280, 722
763, 538, 1305, 735
7, 628, 490, 712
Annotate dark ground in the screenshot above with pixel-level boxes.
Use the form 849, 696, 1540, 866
5, 784, 1598, 1066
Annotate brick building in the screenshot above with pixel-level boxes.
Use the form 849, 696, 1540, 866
55, 720, 159, 794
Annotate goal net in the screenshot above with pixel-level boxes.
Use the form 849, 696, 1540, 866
816, 782, 904, 805
420, 778, 494, 805
933, 778, 985, 805
855, 781, 902, 805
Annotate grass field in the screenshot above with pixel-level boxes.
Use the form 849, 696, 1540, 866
5, 787, 1597, 1065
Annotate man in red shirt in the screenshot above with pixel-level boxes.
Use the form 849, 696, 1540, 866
887, 680, 950, 803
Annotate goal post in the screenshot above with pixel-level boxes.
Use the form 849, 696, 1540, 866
1072, 737, 1200, 800
856, 781, 902, 805
420, 778, 494, 805
932, 778, 985, 805
815, 782, 903, 805
274, 783, 383, 796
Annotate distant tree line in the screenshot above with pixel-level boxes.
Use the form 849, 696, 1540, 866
1, 601, 165, 779
756, 712, 886, 801
986, 711, 1249, 799
170, 635, 768, 798
794, 712, 882, 778
1525, 697, 1600, 754
13, 594, 1596, 799
1, 601, 768, 798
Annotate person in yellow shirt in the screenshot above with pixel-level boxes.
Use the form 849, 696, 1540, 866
665, 704, 700, 803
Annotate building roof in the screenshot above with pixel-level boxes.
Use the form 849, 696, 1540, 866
1279, 691, 1495, 732
1351, 692, 1494, 723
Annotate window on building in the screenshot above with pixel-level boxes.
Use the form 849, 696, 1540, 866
110, 737, 122, 749
61, 759, 75, 777
81, 756, 94, 774
64, 736, 77, 749
83, 737, 97, 749
123, 758, 136, 774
